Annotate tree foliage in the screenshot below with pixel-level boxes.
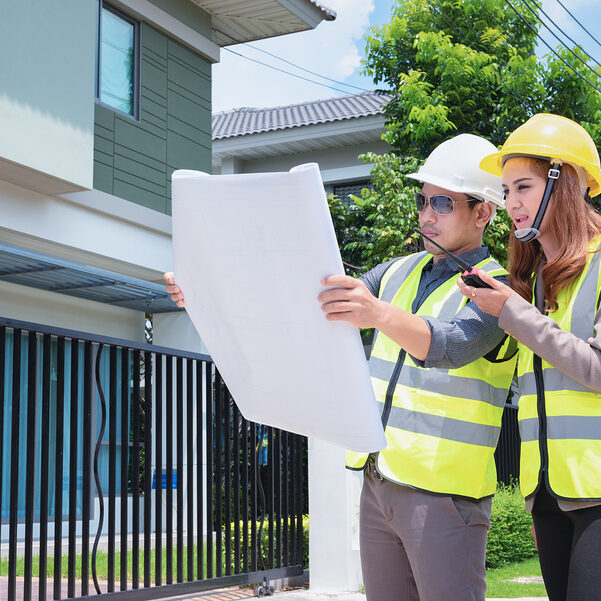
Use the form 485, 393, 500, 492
363, 0, 601, 156
329, 0, 601, 272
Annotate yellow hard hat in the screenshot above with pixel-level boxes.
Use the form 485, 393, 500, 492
480, 113, 601, 197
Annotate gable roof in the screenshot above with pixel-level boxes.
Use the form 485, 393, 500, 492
213, 91, 390, 140
191, 0, 336, 46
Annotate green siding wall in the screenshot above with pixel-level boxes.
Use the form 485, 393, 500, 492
147, 0, 212, 38
94, 23, 211, 214
0, 0, 95, 188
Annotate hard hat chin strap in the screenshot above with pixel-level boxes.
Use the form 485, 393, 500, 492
515, 163, 562, 243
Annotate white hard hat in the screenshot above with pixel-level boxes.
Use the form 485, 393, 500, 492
407, 134, 505, 208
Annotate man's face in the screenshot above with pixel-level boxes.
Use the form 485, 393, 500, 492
417, 183, 485, 262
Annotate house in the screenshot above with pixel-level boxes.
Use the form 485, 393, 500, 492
212, 90, 391, 199
0, 1, 336, 598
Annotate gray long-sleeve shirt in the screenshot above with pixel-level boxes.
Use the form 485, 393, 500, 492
360, 247, 509, 369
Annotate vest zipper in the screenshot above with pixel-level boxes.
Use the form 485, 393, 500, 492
381, 349, 406, 428
533, 354, 549, 482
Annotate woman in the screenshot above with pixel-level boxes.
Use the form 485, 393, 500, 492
457, 113, 601, 601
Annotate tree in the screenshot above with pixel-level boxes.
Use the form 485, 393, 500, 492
363, 0, 601, 155
329, 0, 601, 273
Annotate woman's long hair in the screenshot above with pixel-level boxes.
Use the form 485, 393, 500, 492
508, 158, 601, 312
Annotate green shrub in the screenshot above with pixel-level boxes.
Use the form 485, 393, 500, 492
226, 515, 309, 571
486, 482, 537, 568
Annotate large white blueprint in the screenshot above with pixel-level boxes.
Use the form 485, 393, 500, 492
171, 163, 385, 452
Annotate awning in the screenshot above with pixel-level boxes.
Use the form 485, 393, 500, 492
0, 242, 180, 313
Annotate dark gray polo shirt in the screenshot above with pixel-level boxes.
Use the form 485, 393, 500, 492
360, 247, 509, 369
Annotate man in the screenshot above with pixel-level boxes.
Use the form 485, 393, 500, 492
318, 134, 517, 601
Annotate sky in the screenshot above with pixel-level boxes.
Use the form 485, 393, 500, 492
211, 0, 601, 114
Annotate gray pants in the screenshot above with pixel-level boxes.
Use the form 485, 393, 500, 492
359, 466, 492, 601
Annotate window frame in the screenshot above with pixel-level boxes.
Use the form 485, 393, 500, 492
95, 0, 141, 120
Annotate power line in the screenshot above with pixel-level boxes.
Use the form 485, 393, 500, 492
553, 0, 601, 53
520, 0, 601, 75
223, 47, 356, 95
242, 43, 371, 92
223, 47, 373, 97
502, 0, 601, 95
533, 0, 601, 68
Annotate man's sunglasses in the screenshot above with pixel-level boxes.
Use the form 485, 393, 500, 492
415, 192, 478, 215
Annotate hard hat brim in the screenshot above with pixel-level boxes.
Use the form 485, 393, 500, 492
407, 171, 504, 206
480, 151, 601, 197
479, 153, 504, 177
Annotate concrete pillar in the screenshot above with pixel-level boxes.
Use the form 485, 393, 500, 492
308, 439, 363, 592
153, 311, 208, 354
220, 157, 245, 175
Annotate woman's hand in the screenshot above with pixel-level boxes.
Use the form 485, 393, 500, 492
163, 272, 185, 307
457, 269, 515, 317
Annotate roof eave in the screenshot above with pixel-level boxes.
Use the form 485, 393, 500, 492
276, 0, 336, 29
191, 0, 336, 47
212, 115, 387, 163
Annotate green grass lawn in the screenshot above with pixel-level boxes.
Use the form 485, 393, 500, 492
0, 545, 228, 582
486, 557, 547, 598
2, 549, 547, 598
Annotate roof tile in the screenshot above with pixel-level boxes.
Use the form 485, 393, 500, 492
212, 91, 390, 140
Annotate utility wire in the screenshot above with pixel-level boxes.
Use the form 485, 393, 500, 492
502, 0, 601, 95
242, 43, 371, 92
532, 0, 601, 68
553, 0, 601, 53
520, 0, 601, 74
223, 47, 356, 95
223, 46, 372, 96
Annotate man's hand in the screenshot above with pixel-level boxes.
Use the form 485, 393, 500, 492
456, 269, 515, 317
318, 275, 387, 329
163, 272, 185, 308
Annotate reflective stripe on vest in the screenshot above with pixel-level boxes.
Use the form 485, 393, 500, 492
370, 357, 509, 407
347, 252, 517, 500
386, 405, 501, 447
517, 240, 601, 500
518, 370, 595, 395
520, 416, 601, 442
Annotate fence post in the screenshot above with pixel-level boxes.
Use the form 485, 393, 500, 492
308, 439, 363, 592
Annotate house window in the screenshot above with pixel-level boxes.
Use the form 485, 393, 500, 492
96, 1, 139, 118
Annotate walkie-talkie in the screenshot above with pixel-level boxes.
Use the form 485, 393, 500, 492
413, 228, 492, 289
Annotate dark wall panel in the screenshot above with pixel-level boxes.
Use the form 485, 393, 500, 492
93, 21, 212, 214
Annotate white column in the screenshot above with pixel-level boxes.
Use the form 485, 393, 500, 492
308, 439, 363, 592
153, 311, 208, 355
220, 157, 245, 175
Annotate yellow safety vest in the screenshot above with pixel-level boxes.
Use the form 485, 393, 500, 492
517, 238, 601, 500
347, 252, 517, 500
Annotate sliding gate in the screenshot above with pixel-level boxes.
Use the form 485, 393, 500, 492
0, 317, 307, 600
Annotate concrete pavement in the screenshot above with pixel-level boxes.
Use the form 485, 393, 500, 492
162, 586, 548, 601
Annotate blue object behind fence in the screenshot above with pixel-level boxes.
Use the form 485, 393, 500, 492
152, 471, 177, 489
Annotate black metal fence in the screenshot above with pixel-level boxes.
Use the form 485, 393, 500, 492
495, 403, 520, 486
0, 317, 307, 601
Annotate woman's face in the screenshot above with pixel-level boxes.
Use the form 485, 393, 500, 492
502, 157, 548, 232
